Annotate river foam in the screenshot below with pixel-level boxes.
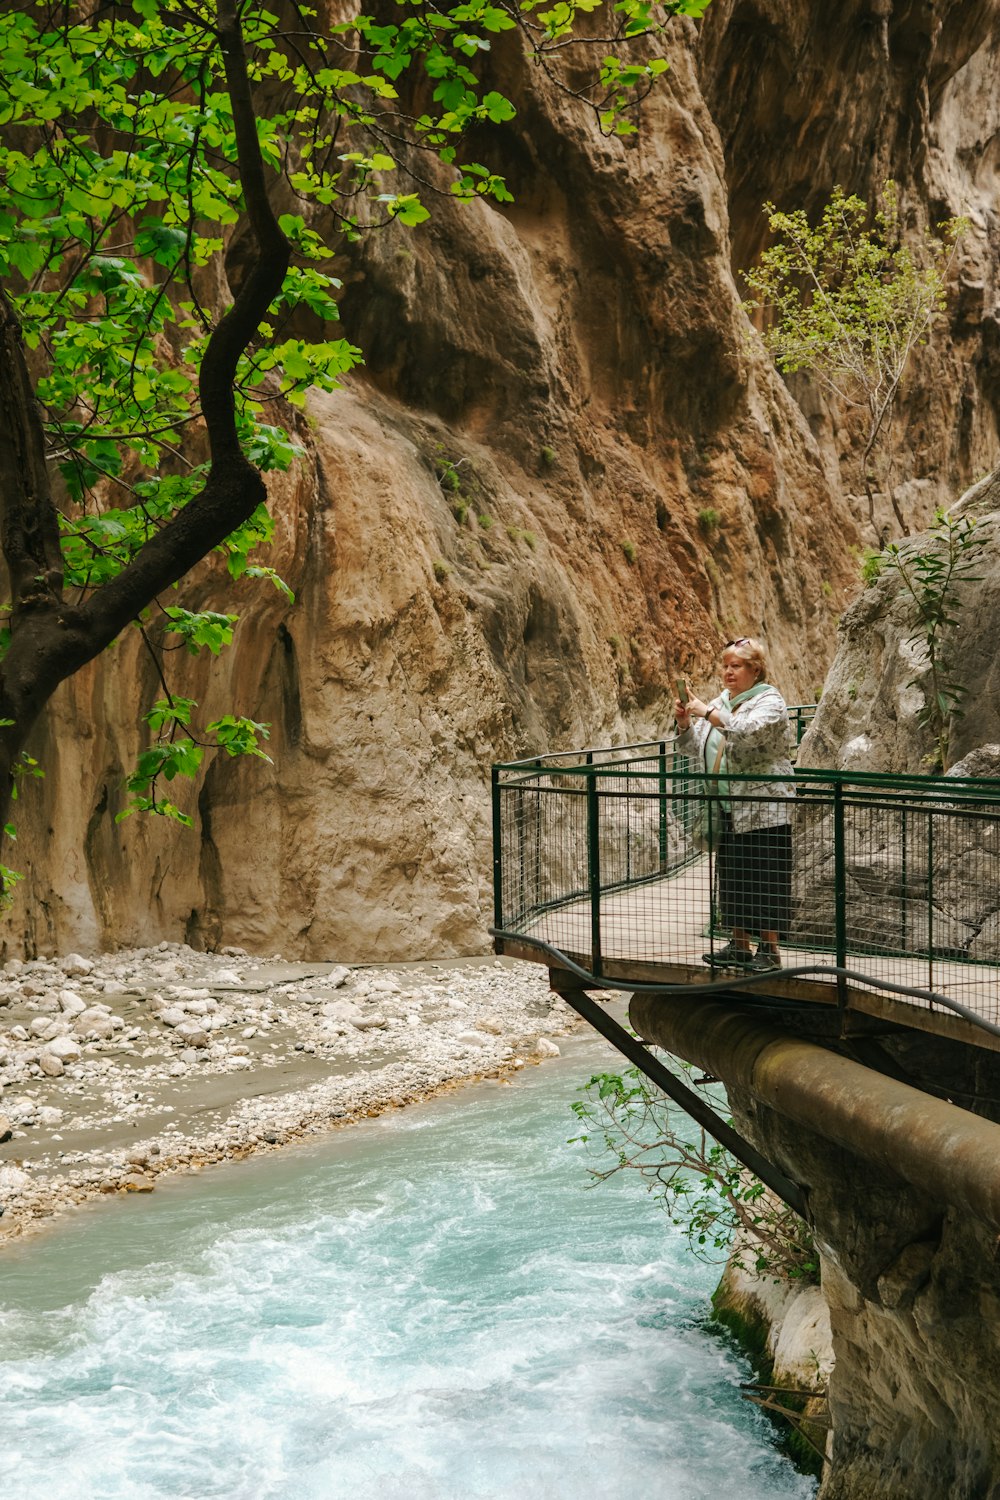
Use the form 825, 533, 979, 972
1, 1037, 816, 1499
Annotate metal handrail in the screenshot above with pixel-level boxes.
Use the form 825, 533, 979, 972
492, 735, 1000, 1039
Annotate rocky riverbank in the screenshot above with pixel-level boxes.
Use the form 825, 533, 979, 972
0, 946, 576, 1243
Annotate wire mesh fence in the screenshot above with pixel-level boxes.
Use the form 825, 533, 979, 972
492, 733, 1000, 1034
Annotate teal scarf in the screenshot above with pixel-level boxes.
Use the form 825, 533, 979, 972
705, 681, 773, 809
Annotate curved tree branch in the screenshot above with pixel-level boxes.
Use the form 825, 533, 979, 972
0, 0, 291, 759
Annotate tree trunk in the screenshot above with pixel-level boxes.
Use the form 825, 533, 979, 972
0, 0, 291, 899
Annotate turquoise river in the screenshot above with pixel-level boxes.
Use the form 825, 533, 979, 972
1, 1028, 818, 1499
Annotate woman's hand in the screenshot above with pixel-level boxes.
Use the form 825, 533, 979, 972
673, 697, 691, 728
687, 696, 709, 720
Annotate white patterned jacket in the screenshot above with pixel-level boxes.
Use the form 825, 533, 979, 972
677, 685, 796, 833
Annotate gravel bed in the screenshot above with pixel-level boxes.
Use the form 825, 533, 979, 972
0, 945, 580, 1242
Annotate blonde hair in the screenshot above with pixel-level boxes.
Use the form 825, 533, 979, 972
722, 636, 768, 682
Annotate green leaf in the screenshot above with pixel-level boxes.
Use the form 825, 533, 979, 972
163, 607, 238, 656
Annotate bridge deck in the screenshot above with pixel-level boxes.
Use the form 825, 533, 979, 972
502, 860, 1000, 1055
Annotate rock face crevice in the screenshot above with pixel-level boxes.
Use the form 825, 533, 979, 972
5, 3, 1000, 958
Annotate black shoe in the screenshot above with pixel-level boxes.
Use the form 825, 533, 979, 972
703, 941, 753, 969
750, 948, 782, 973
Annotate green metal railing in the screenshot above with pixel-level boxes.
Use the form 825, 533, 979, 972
491, 724, 1000, 1038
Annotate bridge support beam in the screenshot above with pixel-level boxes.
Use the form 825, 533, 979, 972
550, 975, 809, 1217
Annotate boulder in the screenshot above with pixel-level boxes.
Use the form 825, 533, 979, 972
122, 1174, 154, 1193
74, 1008, 115, 1041
174, 1021, 209, 1048
61, 953, 94, 976
45, 1036, 82, 1063
0, 1163, 31, 1194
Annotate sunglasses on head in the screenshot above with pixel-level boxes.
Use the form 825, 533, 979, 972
724, 637, 750, 648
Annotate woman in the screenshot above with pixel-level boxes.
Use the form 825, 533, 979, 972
674, 637, 795, 972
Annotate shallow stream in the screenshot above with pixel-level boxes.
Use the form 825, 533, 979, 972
1, 1030, 817, 1499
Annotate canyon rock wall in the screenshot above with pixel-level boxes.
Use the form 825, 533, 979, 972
732, 1074, 1000, 1500
633, 992, 1000, 1499
801, 473, 1000, 774
6, 0, 1000, 959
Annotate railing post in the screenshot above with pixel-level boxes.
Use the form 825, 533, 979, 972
927, 807, 935, 1000
833, 780, 849, 1019
587, 766, 603, 978
492, 765, 504, 942
900, 802, 908, 956
658, 740, 668, 873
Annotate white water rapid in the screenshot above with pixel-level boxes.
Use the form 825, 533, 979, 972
1, 1033, 817, 1499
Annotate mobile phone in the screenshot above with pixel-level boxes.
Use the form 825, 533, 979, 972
675, 678, 689, 703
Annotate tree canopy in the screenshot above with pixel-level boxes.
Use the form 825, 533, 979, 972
0, 0, 709, 893
741, 183, 965, 540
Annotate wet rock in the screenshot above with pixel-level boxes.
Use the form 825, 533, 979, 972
122, 1174, 154, 1193
534, 1037, 560, 1058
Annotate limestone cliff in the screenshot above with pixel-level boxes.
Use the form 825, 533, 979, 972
5, 0, 1000, 958
800, 473, 1000, 775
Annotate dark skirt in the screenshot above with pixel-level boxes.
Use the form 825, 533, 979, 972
716, 819, 793, 939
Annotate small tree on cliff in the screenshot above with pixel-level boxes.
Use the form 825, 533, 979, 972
741, 183, 966, 541
0, 0, 710, 896
571, 1065, 817, 1282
